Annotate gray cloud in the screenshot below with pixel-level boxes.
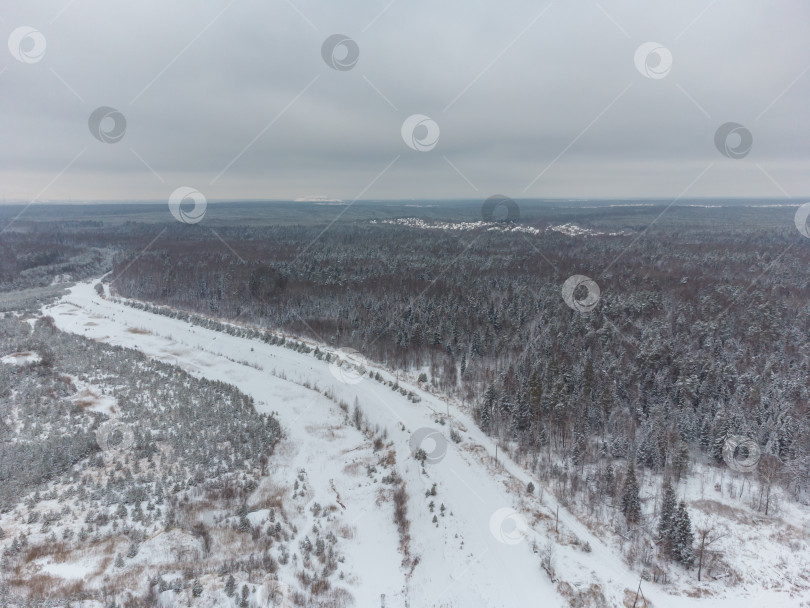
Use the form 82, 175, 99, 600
2, 0, 809, 202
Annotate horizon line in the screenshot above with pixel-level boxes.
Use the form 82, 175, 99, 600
0, 196, 805, 206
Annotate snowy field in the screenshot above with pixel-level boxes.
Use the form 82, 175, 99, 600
37, 280, 808, 608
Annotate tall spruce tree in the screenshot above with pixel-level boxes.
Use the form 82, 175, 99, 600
658, 479, 677, 557
621, 464, 642, 524
671, 501, 694, 566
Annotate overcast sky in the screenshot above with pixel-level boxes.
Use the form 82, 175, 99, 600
2, 0, 809, 202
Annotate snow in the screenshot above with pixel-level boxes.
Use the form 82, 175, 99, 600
50, 273, 73, 285
38, 558, 95, 580
40, 280, 809, 608
370, 217, 630, 238
371, 217, 543, 235
1, 351, 41, 365
65, 374, 119, 415
547, 223, 629, 237
46, 282, 558, 607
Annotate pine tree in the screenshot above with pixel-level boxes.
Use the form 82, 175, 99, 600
514, 396, 531, 433
572, 432, 586, 470
582, 360, 594, 398
529, 372, 543, 428
711, 411, 731, 463
237, 503, 250, 532
621, 464, 642, 524
480, 384, 497, 432
671, 501, 694, 566
636, 435, 654, 469
699, 419, 712, 453
603, 463, 616, 497
658, 480, 677, 556
225, 575, 235, 597
673, 443, 690, 481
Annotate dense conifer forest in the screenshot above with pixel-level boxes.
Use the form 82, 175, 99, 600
96, 205, 809, 509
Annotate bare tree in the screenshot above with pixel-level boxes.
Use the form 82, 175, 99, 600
756, 454, 783, 515
695, 517, 727, 582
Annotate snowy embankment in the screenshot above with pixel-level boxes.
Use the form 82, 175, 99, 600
43, 281, 805, 608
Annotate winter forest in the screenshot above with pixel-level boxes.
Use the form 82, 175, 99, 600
1, 200, 809, 606
5, 0, 810, 604
107, 206, 810, 500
